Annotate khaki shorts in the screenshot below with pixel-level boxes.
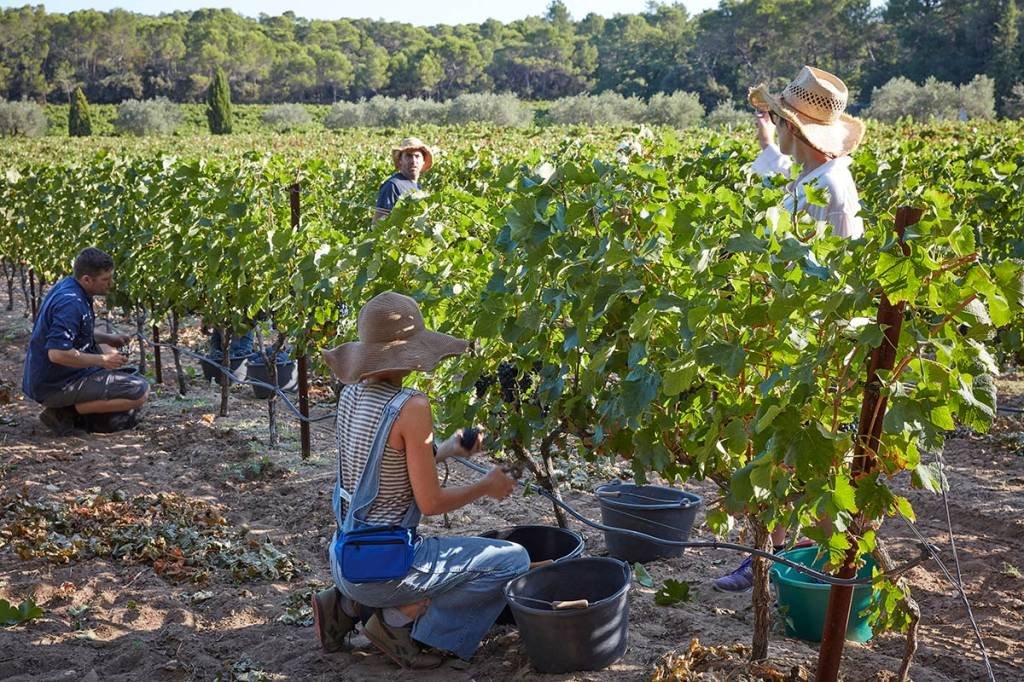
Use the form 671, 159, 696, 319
40, 370, 148, 409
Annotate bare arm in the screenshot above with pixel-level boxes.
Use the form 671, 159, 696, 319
48, 348, 125, 370
398, 394, 515, 516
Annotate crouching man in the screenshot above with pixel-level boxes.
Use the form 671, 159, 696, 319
22, 247, 149, 435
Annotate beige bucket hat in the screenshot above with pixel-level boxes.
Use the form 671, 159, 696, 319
392, 137, 434, 173
323, 291, 467, 384
748, 66, 865, 158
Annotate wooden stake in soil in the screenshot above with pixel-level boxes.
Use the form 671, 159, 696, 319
19, 264, 30, 317
814, 207, 923, 682
153, 323, 163, 384
135, 310, 147, 375
290, 182, 312, 460
28, 267, 37, 321
298, 353, 311, 459
218, 327, 231, 417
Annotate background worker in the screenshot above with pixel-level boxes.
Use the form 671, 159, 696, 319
21, 247, 149, 435
714, 65, 865, 593
373, 136, 433, 223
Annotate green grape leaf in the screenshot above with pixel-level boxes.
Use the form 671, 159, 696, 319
654, 579, 692, 606
633, 562, 654, 588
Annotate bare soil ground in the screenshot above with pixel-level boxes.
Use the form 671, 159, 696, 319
1, 301, 1022, 681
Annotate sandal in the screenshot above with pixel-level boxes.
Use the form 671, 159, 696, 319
311, 587, 357, 653
363, 609, 444, 669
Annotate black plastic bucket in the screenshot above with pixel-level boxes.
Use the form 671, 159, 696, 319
247, 361, 298, 399
200, 355, 247, 385
595, 481, 702, 563
480, 525, 585, 624
505, 557, 631, 674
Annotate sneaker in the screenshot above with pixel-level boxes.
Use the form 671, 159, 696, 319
39, 407, 83, 436
713, 555, 754, 593
311, 587, 357, 653
363, 610, 444, 670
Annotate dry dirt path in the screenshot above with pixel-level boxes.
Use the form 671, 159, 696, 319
1, 302, 1022, 681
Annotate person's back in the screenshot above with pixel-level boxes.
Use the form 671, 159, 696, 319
313, 292, 528, 669
335, 381, 415, 525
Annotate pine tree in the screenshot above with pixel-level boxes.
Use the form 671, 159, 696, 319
68, 86, 92, 137
206, 67, 232, 135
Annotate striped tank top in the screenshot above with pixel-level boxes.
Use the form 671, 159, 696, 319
335, 381, 416, 525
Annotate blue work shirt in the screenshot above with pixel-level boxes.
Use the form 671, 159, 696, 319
22, 277, 101, 402
375, 172, 420, 214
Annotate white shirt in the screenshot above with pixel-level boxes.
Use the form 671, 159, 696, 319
751, 144, 864, 239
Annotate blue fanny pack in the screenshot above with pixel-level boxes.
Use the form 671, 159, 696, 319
335, 525, 418, 583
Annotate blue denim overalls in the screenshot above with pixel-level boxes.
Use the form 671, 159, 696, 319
329, 385, 529, 660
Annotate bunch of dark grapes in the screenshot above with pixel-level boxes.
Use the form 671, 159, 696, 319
474, 374, 496, 399
498, 361, 519, 403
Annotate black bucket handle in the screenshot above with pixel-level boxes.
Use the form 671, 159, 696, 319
596, 481, 700, 511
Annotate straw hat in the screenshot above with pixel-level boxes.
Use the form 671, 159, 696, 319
748, 66, 864, 158
392, 137, 434, 173
323, 292, 467, 384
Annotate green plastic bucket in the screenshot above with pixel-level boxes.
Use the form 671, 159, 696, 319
770, 547, 877, 643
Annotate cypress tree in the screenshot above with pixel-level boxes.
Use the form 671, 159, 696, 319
206, 67, 232, 135
68, 86, 92, 137
992, 0, 1021, 114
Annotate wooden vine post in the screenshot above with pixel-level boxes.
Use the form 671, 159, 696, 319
152, 323, 163, 384
291, 182, 311, 460
815, 206, 924, 682
28, 267, 37, 320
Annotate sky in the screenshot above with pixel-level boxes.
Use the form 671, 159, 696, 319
7, 1, 726, 24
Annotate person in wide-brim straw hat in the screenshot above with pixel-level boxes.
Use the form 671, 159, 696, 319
740, 65, 866, 242
373, 137, 435, 223
748, 65, 864, 158
392, 136, 433, 173
323, 291, 465, 384
712, 67, 867, 595
313, 291, 528, 669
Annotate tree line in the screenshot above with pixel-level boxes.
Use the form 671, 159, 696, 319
1, 0, 1023, 114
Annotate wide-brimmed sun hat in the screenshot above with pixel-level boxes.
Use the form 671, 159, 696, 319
392, 137, 434, 173
748, 66, 864, 158
323, 291, 467, 384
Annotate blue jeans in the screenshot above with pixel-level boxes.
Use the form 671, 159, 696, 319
332, 534, 530, 660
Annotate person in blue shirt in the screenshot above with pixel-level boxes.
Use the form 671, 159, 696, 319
22, 247, 150, 435
373, 137, 433, 223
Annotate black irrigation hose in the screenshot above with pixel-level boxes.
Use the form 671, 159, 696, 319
133, 332, 338, 424
137, 332, 937, 584
139, 332, 994, 674
450, 456, 934, 587
932, 451, 995, 681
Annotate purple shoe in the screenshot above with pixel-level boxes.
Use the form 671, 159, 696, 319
713, 555, 754, 592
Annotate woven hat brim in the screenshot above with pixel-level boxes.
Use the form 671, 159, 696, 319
322, 328, 467, 384
748, 85, 864, 157
392, 145, 433, 173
